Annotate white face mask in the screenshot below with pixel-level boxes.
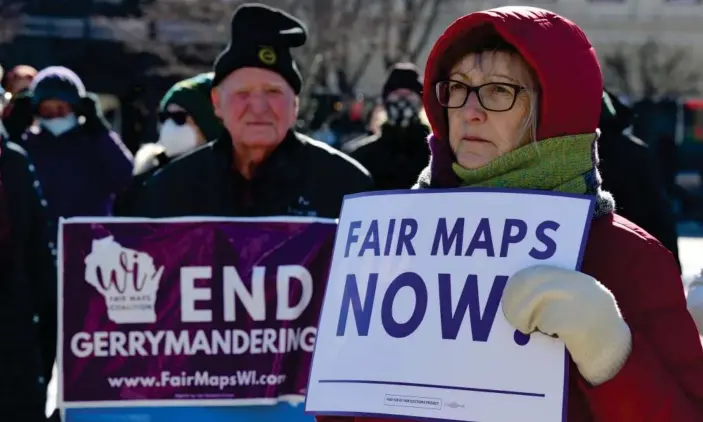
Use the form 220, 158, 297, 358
157, 119, 199, 157
40, 113, 78, 137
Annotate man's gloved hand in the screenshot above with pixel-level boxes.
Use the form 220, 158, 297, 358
80, 92, 111, 134
502, 265, 632, 386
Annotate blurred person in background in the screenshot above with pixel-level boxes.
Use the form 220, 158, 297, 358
120, 84, 150, 151
118, 3, 372, 218
2, 65, 38, 141
132, 72, 224, 174
310, 119, 338, 146
5, 64, 37, 95
114, 72, 225, 214
346, 96, 369, 135
365, 103, 386, 136
22, 66, 133, 241
0, 82, 57, 422
687, 269, 703, 335
342, 62, 430, 190
328, 97, 369, 146
658, 133, 678, 198
598, 89, 680, 270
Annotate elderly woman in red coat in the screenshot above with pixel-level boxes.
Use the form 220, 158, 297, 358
316, 6, 703, 422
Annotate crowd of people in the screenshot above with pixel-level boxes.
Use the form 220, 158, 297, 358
2, 2, 703, 422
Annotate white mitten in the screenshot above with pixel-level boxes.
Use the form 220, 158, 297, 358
502, 265, 632, 386
133, 143, 167, 175
686, 269, 703, 335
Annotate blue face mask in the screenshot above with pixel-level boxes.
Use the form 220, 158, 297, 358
40, 114, 78, 137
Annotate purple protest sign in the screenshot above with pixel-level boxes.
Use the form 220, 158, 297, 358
58, 217, 337, 407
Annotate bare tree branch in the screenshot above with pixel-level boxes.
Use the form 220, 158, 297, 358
382, 0, 453, 69
119, 0, 234, 76
380, 0, 393, 68
603, 40, 702, 99
602, 48, 633, 97
638, 41, 658, 98
126, 0, 451, 95
395, 0, 421, 58
348, 23, 382, 87
408, 0, 443, 63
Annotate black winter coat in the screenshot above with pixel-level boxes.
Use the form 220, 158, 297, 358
0, 140, 56, 421
342, 122, 429, 190
117, 131, 374, 218
598, 92, 680, 270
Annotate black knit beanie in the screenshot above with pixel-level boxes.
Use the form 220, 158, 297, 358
212, 3, 307, 93
382, 62, 423, 100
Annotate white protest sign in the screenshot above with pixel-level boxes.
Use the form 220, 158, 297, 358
305, 189, 594, 422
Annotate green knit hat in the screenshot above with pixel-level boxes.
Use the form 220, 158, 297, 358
159, 72, 224, 141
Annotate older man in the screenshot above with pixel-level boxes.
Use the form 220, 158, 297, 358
121, 3, 372, 218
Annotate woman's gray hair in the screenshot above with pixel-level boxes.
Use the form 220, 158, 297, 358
522, 89, 540, 146
456, 47, 540, 147
440, 23, 541, 147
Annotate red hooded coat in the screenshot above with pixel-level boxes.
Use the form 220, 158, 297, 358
316, 6, 703, 422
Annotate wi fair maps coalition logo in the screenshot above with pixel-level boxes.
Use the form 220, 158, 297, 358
84, 236, 165, 324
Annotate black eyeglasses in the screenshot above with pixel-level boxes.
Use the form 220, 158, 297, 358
158, 110, 189, 125
435, 80, 526, 112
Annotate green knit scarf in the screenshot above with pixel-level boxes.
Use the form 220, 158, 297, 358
452, 133, 615, 217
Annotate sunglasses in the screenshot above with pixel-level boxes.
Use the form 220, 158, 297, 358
158, 110, 189, 125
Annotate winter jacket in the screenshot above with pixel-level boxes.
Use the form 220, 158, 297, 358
2, 89, 34, 142
342, 122, 430, 190
116, 130, 374, 218
22, 123, 133, 234
598, 90, 681, 270
317, 6, 703, 422
112, 143, 171, 216
0, 140, 56, 422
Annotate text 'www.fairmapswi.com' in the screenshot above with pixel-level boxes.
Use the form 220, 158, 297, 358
107, 370, 287, 391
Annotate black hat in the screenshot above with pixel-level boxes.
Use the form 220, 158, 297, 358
213, 3, 307, 93
382, 62, 423, 100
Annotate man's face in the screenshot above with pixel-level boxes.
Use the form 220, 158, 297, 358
7, 73, 33, 94
211, 67, 297, 149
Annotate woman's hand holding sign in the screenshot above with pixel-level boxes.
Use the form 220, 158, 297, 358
502, 265, 633, 386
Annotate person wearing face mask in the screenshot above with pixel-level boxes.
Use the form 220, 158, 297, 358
118, 3, 372, 219
21, 66, 134, 238
341, 63, 430, 190
132, 72, 224, 175
115, 73, 225, 215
